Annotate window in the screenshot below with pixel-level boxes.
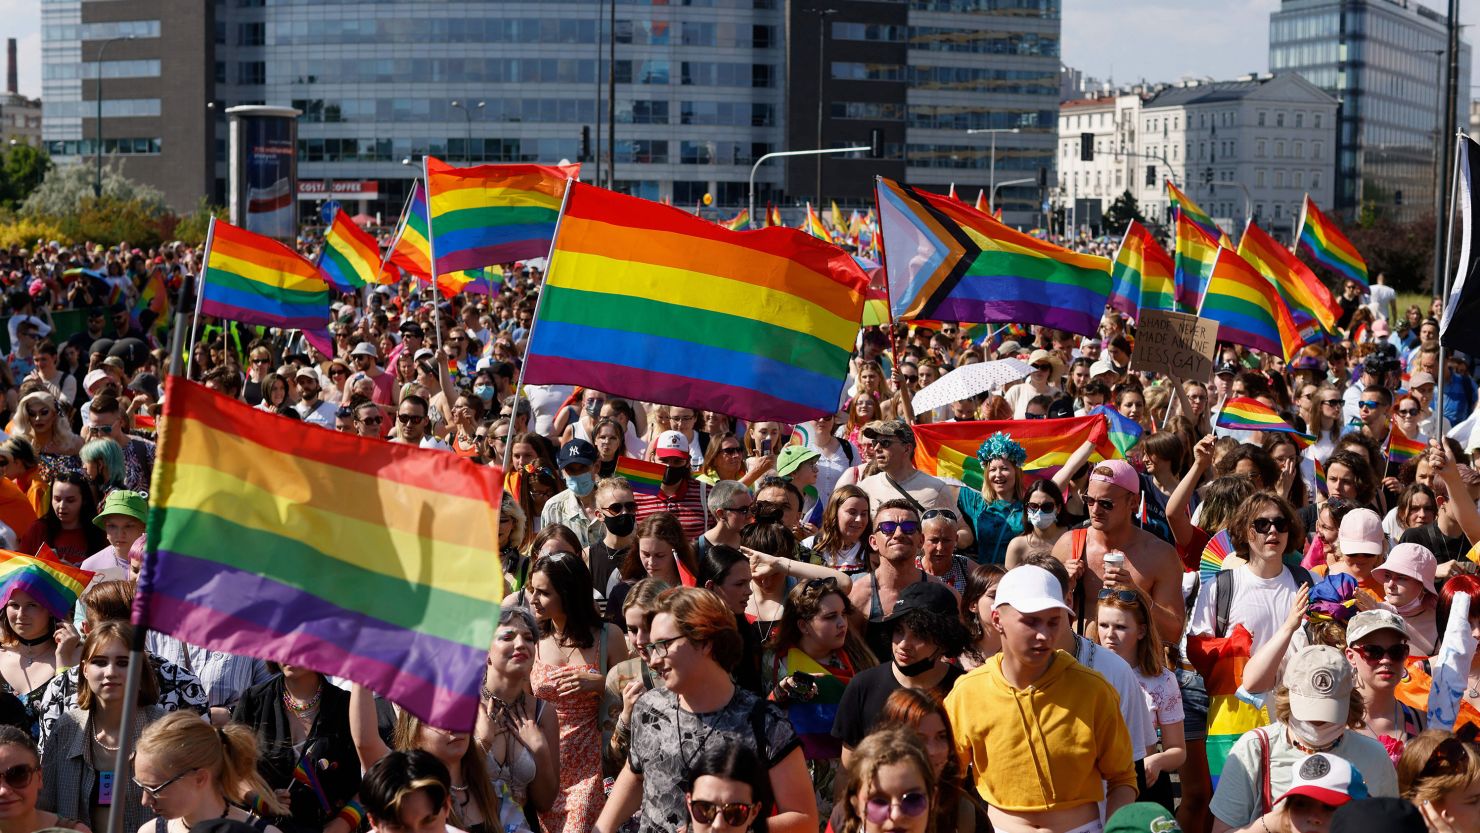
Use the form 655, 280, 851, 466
1296, 113, 1304, 128
1295, 171, 1304, 188
238, 61, 266, 85
238, 22, 265, 46
1312, 172, 1321, 189
1275, 171, 1285, 188
1294, 141, 1304, 159
1256, 170, 1266, 187
1257, 111, 1266, 126
1313, 141, 1322, 159
1275, 140, 1285, 158
832, 62, 905, 82
1276, 112, 1284, 127
1314, 114, 1322, 128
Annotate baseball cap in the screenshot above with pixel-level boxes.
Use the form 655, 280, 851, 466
1276, 753, 1369, 808
992, 565, 1072, 615
1283, 645, 1354, 724
653, 430, 691, 463
1345, 609, 1409, 646
862, 418, 914, 443
775, 445, 820, 478
1337, 508, 1385, 556
83, 369, 112, 394
1371, 319, 1391, 337
294, 365, 320, 382
881, 580, 960, 623
1216, 360, 1240, 377
350, 342, 378, 358
1089, 358, 1117, 379
1407, 371, 1437, 390
1331, 798, 1425, 833
413, 348, 436, 362
1105, 803, 1182, 833
997, 340, 1022, 357
1373, 543, 1438, 595
1089, 459, 1139, 494
555, 439, 598, 470
93, 490, 147, 528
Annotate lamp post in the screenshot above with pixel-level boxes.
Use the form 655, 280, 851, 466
93, 34, 135, 198
990, 177, 1034, 214
749, 145, 869, 229
966, 127, 1019, 204
814, 9, 839, 206
450, 100, 484, 163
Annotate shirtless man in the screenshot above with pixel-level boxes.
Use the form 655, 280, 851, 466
1052, 459, 1185, 642
849, 499, 941, 662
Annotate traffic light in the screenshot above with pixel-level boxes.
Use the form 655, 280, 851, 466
581, 126, 591, 161
1038, 167, 1048, 188
869, 128, 884, 159
1204, 167, 1214, 186
1146, 165, 1156, 187
1080, 132, 1094, 162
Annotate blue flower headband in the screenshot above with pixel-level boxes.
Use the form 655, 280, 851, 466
976, 432, 1026, 468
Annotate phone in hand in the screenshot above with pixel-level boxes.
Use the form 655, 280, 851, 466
760, 438, 772, 455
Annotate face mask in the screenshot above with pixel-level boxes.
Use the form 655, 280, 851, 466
1026, 509, 1056, 530
1287, 716, 1346, 749
584, 400, 602, 417
662, 464, 687, 486
474, 384, 496, 404
564, 472, 595, 497
605, 512, 636, 538
895, 652, 938, 678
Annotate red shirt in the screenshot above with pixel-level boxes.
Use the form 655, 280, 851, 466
634, 478, 709, 540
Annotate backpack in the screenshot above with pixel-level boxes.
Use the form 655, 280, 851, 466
1213, 563, 1314, 638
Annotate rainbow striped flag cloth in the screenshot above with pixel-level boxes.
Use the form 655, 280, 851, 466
1088, 405, 1143, 456
876, 177, 1111, 337
200, 219, 331, 333
435, 268, 502, 299
767, 203, 782, 228
1109, 220, 1175, 317
861, 286, 891, 327
1313, 456, 1327, 496
1199, 248, 1301, 361
1167, 180, 1222, 243
383, 180, 432, 282
722, 208, 750, 231
1174, 212, 1220, 314
1297, 195, 1368, 287
0, 549, 93, 621
801, 203, 833, 242
523, 182, 868, 424
974, 190, 988, 213
1237, 220, 1341, 333
136, 378, 506, 730
774, 648, 855, 761
613, 456, 666, 495
1216, 397, 1312, 442
423, 157, 580, 276
317, 209, 380, 291
911, 415, 1119, 491
1388, 422, 1426, 464
134, 265, 171, 331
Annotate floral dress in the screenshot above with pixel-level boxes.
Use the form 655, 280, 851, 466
532, 657, 604, 833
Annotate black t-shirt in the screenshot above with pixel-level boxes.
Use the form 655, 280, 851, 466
831, 661, 965, 748
1337, 294, 1362, 331
1401, 522, 1472, 565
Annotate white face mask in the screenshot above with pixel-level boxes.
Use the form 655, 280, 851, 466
1288, 716, 1346, 749
1026, 509, 1057, 530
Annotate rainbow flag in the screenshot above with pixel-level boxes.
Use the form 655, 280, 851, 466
1297, 195, 1368, 287
137, 378, 505, 730
1199, 248, 1301, 361
317, 209, 380, 291
912, 416, 1119, 491
0, 549, 93, 621
861, 286, 891, 327
802, 203, 833, 242
383, 181, 432, 282
1216, 397, 1312, 441
1088, 405, 1143, 456
876, 177, 1111, 337
1388, 422, 1425, 464
423, 157, 580, 277
1167, 180, 1222, 243
767, 203, 782, 228
1237, 220, 1340, 333
200, 219, 331, 332
613, 456, 666, 495
1109, 220, 1175, 317
992, 207, 1003, 222
523, 182, 868, 424
1313, 457, 1327, 496
135, 265, 171, 331
774, 647, 854, 761
436, 268, 502, 299
1174, 213, 1221, 314
722, 208, 750, 231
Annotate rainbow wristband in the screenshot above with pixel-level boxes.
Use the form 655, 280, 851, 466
336, 801, 364, 830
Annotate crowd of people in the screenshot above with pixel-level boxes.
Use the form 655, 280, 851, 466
0, 234, 1477, 833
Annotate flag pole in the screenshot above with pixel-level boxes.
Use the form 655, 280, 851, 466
500, 177, 576, 478
421, 158, 446, 359
185, 217, 217, 373
379, 182, 416, 281
1433, 133, 1465, 441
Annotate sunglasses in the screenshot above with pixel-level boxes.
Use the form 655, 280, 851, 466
922, 508, 959, 523
1321, 399, 1342, 407
89, 423, 114, 434
688, 799, 758, 827
1420, 727, 1480, 780
252, 357, 272, 365
877, 520, 921, 536
396, 414, 425, 424
1024, 501, 1058, 513
604, 501, 639, 515
1251, 516, 1290, 534
872, 438, 900, 449
359, 416, 384, 425
1397, 408, 1420, 417
1352, 642, 1409, 664
719, 446, 743, 456
720, 504, 751, 515
864, 792, 930, 824
1079, 493, 1117, 512
1358, 400, 1382, 410
0, 764, 36, 790
133, 767, 197, 799
1098, 588, 1139, 603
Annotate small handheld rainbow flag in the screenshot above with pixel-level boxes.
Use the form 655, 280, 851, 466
613, 456, 667, 495
801, 203, 833, 242
423, 157, 580, 276
1388, 422, 1426, 464
974, 190, 988, 213
1313, 456, 1327, 496
1296, 195, 1368, 287
722, 208, 750, 231
1167, 180, 1223, 244
135, 265, 171, 331
1088, 405, 1143, 457
0, 549, 94, 621
1215, 397, 1313, 442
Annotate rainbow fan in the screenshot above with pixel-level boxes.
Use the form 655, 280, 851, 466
1199, 529, 1235, 584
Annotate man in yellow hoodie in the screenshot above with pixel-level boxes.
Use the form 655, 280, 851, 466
945, 564, 1137, 833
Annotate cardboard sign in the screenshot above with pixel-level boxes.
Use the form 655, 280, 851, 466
1130, 309, 1219, 380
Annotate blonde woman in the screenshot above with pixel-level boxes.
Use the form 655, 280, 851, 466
132, 711, 287, 833
12, 391, 81, 479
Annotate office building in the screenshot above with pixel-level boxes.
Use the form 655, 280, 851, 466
1269, 0, 1471, 222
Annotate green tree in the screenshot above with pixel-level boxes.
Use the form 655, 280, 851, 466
1102, 190, 1146, 236
21, 160, 166, 219
0, 144, 51, 209
174, 197, 227, 246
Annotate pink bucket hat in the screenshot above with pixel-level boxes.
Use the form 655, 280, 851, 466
1373, 543, 1438, 596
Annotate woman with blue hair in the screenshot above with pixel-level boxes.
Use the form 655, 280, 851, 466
957, 431, 1097, 565
79, 438, 125, 499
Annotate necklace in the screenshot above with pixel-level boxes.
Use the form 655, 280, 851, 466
282, 683, 323, 715
94, 728, 119, 752
15, 633, 50, 648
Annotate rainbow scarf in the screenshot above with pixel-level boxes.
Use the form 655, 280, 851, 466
772, 648, 854, 761
0, 549, 94, 621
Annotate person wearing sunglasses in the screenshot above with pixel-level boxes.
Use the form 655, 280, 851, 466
835, 726, 935, 833
855, 421, 970, 548
1341, 610, 1426, 766
133, 710, 287, 833
348, 398, 386, 440
1005, 480, 1069, 571
1352, 386, 1394, 445
390, 395, 450, 452
1396, 729, 1480, 833
0, 725, 81, 832
1392, 394, 1432, 448
680, 740, 771, 833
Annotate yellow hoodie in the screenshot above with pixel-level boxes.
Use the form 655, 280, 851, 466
944, 650, 1136, 812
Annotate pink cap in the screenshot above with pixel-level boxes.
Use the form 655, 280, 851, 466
1337, 508, 1385, 556
1374, 542, 1438, 593
1088, 459, 1139, 494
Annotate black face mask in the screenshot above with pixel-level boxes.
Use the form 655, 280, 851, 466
895, 653, 938, 678
662, 464, 687, 486
605, 512, 636, 538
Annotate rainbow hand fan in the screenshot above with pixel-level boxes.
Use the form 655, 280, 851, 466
1199, 529, 1234, 584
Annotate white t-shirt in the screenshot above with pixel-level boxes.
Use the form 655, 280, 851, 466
858, 468, 956, 515
1367, 283, 1396, 321
1209, 723, 1397, 828
523, 384, 574, 436
296, 399, 338, 429
1188, 565, 1301, 655
810, 438, 855, 509
1075, 636, 1154, 759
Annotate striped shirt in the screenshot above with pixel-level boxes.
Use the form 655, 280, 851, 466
634, 478, 710, 540
146, 632, 275, 708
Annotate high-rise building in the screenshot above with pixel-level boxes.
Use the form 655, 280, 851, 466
1269, 0, 1471, 222
3, 39, 43, 148
43, 0, 1062, 226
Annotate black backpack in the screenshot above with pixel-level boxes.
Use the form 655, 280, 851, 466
1212, 563, 1314, 637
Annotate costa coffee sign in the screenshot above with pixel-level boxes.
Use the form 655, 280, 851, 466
298, 180, 379, 199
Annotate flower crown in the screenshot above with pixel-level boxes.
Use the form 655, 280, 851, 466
976, 432, 1026, 468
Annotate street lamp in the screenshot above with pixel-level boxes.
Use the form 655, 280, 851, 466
990, 177, 1034, 214
93, 34, 136, 198
815, 8, 838, 206
966, 127, 1019, 202
449, 100, 484, 163
749, 145, 869, 229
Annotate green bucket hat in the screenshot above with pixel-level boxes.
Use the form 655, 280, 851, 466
93, 490, 148, 528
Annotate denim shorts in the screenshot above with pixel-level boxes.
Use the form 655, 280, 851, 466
1175, 666, 1209, 742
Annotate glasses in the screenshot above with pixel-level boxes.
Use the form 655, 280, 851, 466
358, 416, 384, 426
638, 635, 687, 661
877, 520, 921, 536
1025, 413, 1046, 420
1352, 642, 1409, 664
331, 368, 349, 377
1397, 408, 1420, 417
1251, 516, 1290, 534
673, 414, 696, 423
396, 414, 426, 424
132, 767, 197, 799
0, 764, 36, 790
719, 446, 743, 456
1024, 501, 1058, 513
872, 438, 898, 449
1098, 588, 1139, 603
922, 508, 959, 523
720, 504, 751, 515
688, 799, 758, 827
1420, 728, 1480, 779
804, 577, 839, 593
252, 358, 271, 365
1321, 399, 1342, 408
1079, 493, 1118, 512
900, 374, 919, 384
864, 792, 930, 824
604, 501, 639, 515
88, 423, 114, 435
1358, 400, 1382, 410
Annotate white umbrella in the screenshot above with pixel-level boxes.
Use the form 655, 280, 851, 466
911, 358, 1033, 414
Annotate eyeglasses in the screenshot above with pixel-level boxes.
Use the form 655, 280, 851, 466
1397, 408, 1420, 417
396, 413, 426, 424
1321, 399, 1342, 407
872, 438, 898, 449
1024, 412, 1046, 420
358, 415, 384, 426
864, 792, 930, 824
638, 635, 687, 661
1251, 516, 1290, 534
132, 767, 197, 799
673, 414, 696, 423
1098, 588, 1139, 603
1352, 642, 1409, 664
720, 504, 751, 515
688, 799, 759, 827
719, 446, 743, 456
1079, 493, 1118, 512
0, 764, 36, 790
1358, 400, 1382, 410
921, 508, 959, 523
877, 520, 921, 536
89, 423, 114, 434
1024, 501, 1058, 513
604, 501, 639, 515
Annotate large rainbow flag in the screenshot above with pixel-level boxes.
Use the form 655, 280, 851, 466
1238, 220, 1341, 333
1166, 180, 1223, 243
0, 549, 93, 621
523, 183, 869, 424
1296, 195, 1368, 287
1110, 220, 1176, 317
875, 177, 1111, 337
199, 219, 331, 332
1174, 213, 1221, 314
423, 157, 580, 277
383, 181, 432, 282
912, 415, 1119, 491
1199, 248, 1302, 361
775, 648, 855, 762
317, 209, 380, 291
136, 378, 505, 730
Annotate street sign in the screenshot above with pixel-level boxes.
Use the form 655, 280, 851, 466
320, 200, 341, 225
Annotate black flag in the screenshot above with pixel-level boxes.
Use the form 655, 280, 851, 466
1443, 135, 1480, 357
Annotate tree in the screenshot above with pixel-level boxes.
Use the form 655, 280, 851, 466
1343, 212, 1435, 293
174, 197, 227, 246
1102, 190, 1146, 236
0, 144, 51, 210
21, 160, 166, 219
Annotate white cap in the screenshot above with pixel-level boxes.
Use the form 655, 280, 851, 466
993, 565, 1072, 615
1089, 358, 1117, 378
350, 342, 378, 358
654, 430, 691, 462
